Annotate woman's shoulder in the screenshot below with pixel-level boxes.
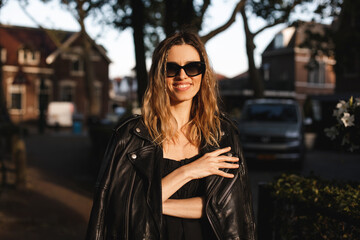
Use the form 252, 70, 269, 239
219, 112, 240, 133
113, 114, 143, 133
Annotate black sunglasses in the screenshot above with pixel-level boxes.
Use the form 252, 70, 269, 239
166, 61, 205, 77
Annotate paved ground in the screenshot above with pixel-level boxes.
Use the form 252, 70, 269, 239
0, 129, 359, 239
0, 128, 96, 240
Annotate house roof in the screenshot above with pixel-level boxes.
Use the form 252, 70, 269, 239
263, 21, 330, 52
0, 24, 73, 57
46, 31, 111, 64
0, 24, 111, 65
218, 71, 252, 93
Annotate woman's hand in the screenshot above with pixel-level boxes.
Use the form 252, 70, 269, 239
161, 147, 238, 202
184, 147, 239, 180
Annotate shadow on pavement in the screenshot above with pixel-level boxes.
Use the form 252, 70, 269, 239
0, 186, 88, 240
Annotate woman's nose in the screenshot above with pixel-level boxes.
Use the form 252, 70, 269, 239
178, 68, 187, 79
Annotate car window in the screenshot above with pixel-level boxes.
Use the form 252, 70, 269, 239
243, 104, 298, 123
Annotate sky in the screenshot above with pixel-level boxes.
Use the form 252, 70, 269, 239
0, 0, 287, 79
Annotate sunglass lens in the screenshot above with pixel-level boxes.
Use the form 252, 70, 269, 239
185, 62, 204, 76
166, 63, 179, 77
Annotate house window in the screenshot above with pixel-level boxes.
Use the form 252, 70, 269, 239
18, 49, 40, 65
263, 63, 270, 81
274, 33, 283, 49
308, 60, 325, 84
60, 81, 76, 102
7, 80, 26, 113
11, 93, 22, 110
61, 86, 74, 102
1, 48, 6, 63
71, 58, 84, 76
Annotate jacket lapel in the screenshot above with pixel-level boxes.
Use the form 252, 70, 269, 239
127, 121, 163, 236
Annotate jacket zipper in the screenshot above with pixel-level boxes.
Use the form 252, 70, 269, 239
206, 177, 223, 240
125, 172, 136, 239
206, 164, 241, 239
217, 173, 239, 205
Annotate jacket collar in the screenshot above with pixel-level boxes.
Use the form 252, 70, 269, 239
127, 117, 160, 180
131, 117, 155, 143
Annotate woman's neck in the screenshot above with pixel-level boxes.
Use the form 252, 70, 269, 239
170, 100, 192, 130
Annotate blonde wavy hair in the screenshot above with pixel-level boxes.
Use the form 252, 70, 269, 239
142, 31, 221, 147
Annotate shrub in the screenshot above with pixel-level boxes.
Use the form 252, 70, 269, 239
268, 174, 360, 239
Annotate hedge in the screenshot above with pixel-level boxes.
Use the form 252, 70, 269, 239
258, 174, 360, 240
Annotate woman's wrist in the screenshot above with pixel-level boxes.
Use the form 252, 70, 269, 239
180, 163, 195, 181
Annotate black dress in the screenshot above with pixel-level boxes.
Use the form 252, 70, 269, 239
161, 154, 215, 240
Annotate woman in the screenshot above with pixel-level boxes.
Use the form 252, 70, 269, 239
86, 32, 256, 240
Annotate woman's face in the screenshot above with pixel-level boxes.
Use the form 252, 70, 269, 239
165, 44, 202, 105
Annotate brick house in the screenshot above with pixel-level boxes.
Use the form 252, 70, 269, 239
0, 24, 110, 123
219, 22, 336, 115
261, 22, 336, 106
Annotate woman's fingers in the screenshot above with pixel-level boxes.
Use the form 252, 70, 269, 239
215, 170, 235, 178
208, 147, 231, 156
218, 156, 239, 162
219, 163, 239, 169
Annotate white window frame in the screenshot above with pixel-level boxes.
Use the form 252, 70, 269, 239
308, 59, 326, 85
18, 49, 40, 65
7, 78, 26, 114
1, 48, 6, 63
70, 57, 85, 76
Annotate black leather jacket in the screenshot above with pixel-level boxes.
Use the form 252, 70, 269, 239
86, 115, 256, 240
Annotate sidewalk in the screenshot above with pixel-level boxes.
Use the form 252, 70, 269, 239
0, 129, 95, 240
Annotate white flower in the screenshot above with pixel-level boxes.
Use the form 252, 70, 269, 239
324, 126, 339, 140
336, 100, 348, 115
341, 112, 355, 127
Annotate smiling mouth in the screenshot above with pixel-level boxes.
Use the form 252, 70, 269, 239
173, 83, 192, 90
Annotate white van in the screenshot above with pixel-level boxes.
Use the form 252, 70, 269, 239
47, 102, 75, 127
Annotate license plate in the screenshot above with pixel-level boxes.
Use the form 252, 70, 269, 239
257, 154, 276, 160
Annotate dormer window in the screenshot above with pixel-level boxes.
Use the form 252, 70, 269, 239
274, 33, 284, 49
18, 48, 40, 65
70, 57, 84, 76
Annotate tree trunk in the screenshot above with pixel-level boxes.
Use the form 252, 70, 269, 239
240, 7, 264, 98
131, 0, 148, 107
78, 4, 98, 118
0, 48, 11, 122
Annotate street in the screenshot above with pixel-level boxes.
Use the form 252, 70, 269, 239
0, 130, 359, 239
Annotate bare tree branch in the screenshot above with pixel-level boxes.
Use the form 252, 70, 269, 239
253, 18, 287, 36
17, 0, 63, 47
253, 0, 300, 36
200, 0, 245, 43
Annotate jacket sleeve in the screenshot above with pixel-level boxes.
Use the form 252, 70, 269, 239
212, 116, 256, 240
85, 130, 123, 240
231, 122, 257, 240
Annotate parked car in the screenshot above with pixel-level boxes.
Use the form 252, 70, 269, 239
238, 98, 305, 168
